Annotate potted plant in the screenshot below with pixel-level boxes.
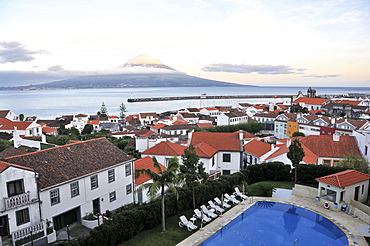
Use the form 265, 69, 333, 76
82, 212, 100, 229
46, 219, 56, 243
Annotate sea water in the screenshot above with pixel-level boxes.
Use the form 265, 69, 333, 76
0, 86, 369, 119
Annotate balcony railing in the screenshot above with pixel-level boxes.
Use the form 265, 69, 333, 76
4, 191, 32, 211
12, 221, 45, 243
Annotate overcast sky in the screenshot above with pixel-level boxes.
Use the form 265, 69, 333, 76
1, 0, 369, 87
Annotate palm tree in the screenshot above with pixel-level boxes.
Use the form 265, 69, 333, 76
135, 156, 179, 232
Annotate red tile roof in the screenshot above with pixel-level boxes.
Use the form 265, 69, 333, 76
193, 142, 217, 158
316, 170, 370, 187
293, 97, 329, 105
125, 114, 139, 121
134, 156, 167, 185
42, 126, 57, 134
0, 118, 36, 130
190, 131, 241, 152
197, 123, 213, 128
332, 99, 362, 106
151, 123, 167, 130
300, 135, 361, 158
142, 141, 187, 156
244, 139, 271, 158
87, 120, 100, 125
0, 160, 34, 172
140, 130, 155, 137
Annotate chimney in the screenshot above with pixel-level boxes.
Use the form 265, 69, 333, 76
41, 134, 46, 143
286, 138, 292, 148
239, 130, 244, 152
271, 144, 275, 151
13, 127, 21, 148
331, 118, 335, 125
333, 133, 340, 142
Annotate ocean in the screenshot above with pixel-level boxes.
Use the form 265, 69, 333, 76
1, 86, 369, 119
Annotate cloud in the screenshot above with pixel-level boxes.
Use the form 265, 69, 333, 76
0, 41, 49, 63
302, 74, 340, 78
202, 63, 305, 75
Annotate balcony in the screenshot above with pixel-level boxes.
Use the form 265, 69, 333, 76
12, 221, 45, 244
3, 191, 35, 211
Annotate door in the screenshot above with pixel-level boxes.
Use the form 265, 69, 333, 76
0, 215, 9, 237
93, 198, 100, 215
53, 208, 78, 231
354, 186, 360, 201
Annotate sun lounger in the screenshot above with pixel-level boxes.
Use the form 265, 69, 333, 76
234, 187, 248, 199
201, 205, 218, 218
225, 193, 240, 204
208, 200, 224, 213
214, 197, 231, 208
179, 215, 198, 231
194, 208, 212, 223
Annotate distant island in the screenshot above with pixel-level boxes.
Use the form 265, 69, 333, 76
1, 55, 254, 90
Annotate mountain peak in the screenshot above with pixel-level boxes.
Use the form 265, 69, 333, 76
124, 55, 176, 71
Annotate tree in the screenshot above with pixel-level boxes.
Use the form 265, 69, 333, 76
81, 124, 94, 134
135, 156, 179, 232
119, 102, 127, 120
292, 132, 305, 137
123, 145, 141, 159
287, 139, 305, 184
179, 145, 209, 209
99, 102, 108, 117
0, 139, 12, 152
19, 114, 24, 121
290, 104, 308, 113
337, 153, 369, 174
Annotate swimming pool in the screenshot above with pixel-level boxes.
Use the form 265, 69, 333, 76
199, 201, 349, 246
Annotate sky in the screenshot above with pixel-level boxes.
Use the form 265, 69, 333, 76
0, 0, 369, 87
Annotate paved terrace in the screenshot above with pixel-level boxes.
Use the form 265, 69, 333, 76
177, 194, 368, 246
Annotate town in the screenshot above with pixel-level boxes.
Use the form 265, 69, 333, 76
1, 87, 370, 246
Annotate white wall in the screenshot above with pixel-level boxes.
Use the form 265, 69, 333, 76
353, 130, 370, 161
216, 151, 241, 174
0, 167, 41, 234
40, 161, 134, 225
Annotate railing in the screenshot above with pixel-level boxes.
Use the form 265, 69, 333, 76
209, 171, 222, 180
12, 221, 45, 243
4, 191, 31, 210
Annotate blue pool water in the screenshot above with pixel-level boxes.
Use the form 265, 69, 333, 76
199, 201, 349, 246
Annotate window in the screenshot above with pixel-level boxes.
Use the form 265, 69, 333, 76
222, 170, 231, 175
362, 185, 364, 195
16, 208, 30, 226
223, 154, 231, 162
365, 146, 368, 156
126, 184, 132, 195
108, 169, 115, 183
50, 189, 60, 205
7, 179, 24, 197
109, 191, 116, 202
70, 181, 79, 198
125, 163, 132, 176
91, 175, 98, 190
323, 160, 331, 166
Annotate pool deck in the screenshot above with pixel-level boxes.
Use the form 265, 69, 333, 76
177, 194, 368, 246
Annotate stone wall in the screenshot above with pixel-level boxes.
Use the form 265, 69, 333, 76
292, 184, 317, 199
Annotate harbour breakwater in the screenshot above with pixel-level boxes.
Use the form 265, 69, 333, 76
127, 94, 297, 102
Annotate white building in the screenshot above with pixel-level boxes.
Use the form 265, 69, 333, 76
4, 138, 135, 231
0, 161, 46, 245
216, 112, 248, 126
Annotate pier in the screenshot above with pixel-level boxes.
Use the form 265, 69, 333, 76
127, 94, 297, 103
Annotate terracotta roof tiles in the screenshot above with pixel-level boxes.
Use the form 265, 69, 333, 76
134, 156, 167, 185
316, 170, 370, 187
142, 141, 187, 156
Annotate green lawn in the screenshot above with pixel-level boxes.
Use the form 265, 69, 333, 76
121, 209, 196, 246
247, 181, 294, 196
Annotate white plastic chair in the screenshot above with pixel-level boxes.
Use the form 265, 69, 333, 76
179, 215, 198, 231
234, 187, 248, 200
194, 208, 211, 223
201, 205, 218, 218
208, 200, 224, 213
225, 193, 240, 204
214, 197, 231, 208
